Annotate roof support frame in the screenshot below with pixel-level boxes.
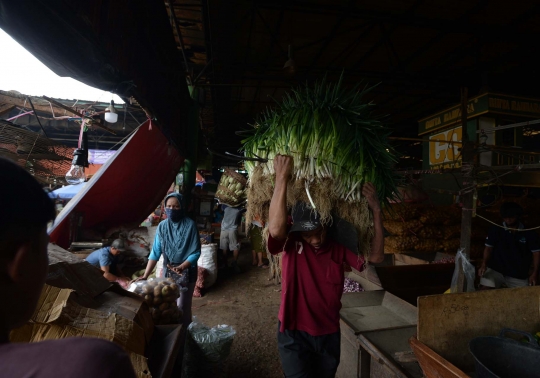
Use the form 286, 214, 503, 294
304, 0, 354, 75
254, 1, 540, 39
249, 7, 286, 115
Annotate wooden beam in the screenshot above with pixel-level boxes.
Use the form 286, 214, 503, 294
0, 104, 15, 116
42, 96, 116, 135
0, 93, 64, 114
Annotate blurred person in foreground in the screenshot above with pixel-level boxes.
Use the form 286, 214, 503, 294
268, 155, 385, 378
0, 157, 136, 377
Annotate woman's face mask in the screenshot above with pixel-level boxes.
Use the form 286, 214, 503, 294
165, 197, 184, 222
165, 208, 183, 222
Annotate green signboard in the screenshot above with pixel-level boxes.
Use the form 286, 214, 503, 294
418, 93, 540, 135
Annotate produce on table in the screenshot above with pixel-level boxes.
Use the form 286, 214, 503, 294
383, 203, 422, 221
417, 226, 443, 239
414, 239, 444, 253
383, 220, 423, 236
442, 238, 461, 253
132, 277, 183, 325
241, 75, 399, 255
431, 257, 455, 264
385, 235, 419, 253
419, 207, 460, 225
443, 225, 461, 240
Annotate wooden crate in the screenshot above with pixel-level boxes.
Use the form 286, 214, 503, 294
337, 291, 418, 378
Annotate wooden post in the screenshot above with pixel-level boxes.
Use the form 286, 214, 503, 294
457, 87, 474, 293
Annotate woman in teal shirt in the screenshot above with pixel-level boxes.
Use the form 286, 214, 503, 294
136, 193, 201, 329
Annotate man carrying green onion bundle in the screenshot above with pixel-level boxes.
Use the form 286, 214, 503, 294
268, 155, 385, 378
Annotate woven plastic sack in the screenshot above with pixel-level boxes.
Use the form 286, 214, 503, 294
182, 316, 236, 378
198, 243, 218, 288
450, 248, 476, 293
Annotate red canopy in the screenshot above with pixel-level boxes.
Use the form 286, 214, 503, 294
50, 122, 183, 248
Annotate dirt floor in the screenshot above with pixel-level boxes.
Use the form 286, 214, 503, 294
191, 240, 283, 378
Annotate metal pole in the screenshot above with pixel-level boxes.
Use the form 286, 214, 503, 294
458, 87, 474, 293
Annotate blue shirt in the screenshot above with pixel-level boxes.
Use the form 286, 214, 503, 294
85, 247, 116, 268
485, 223, 540, 279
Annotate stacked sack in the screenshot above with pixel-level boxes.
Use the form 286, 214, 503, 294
383, 203, 487, 257
194, 243, 218, 297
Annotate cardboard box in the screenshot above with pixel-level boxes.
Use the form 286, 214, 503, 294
47, 244, 153, 342
16, 285, 146, 355
12, 245, 156, 376
47, 244, 112, 298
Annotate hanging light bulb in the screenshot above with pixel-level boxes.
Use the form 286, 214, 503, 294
65, 131, 88, 185
65, 149, 87, 185
105, 100, 118, 123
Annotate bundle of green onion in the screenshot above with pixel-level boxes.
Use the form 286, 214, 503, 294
240, 75, 399, 252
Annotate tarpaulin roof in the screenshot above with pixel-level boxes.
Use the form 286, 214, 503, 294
49, 122, 183, 248
0, 0, 191, 154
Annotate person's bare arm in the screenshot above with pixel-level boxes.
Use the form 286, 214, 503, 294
269, 155, 293, 241
142, 259, 158, 279
362, 183, 384, 263
478, 246, 492, 277
100, 265, 120, 282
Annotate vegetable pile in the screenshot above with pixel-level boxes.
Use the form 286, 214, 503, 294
241, 75, 398, 254
132, 278, 183, 325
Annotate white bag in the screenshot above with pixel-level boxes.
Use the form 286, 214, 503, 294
156, 254, 165, 278
199, 243, 218, 288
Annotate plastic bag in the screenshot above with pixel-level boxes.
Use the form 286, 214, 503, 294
129, 277, 185, 324
182, 316, 236, 378
450, 248, 476, 293
198, 243, 218, 288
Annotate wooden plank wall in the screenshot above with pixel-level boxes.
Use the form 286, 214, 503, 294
417, 287, 540, 372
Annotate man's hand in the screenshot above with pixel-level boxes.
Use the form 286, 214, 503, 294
273, 155, 293, 182
362, 183, 381, 212
478, 263, 487, 277
529, 273, 537, 286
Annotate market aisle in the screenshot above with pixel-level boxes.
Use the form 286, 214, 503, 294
191, 242, 283, 378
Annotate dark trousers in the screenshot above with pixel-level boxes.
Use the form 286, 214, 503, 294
277, 322, 340, 378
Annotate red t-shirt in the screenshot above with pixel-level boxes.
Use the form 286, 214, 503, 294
268, 233, 365, 336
